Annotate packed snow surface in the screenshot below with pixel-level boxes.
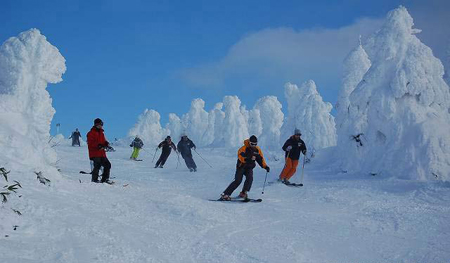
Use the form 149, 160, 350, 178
1, 144, 449, 263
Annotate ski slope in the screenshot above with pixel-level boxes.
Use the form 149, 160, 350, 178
1, 143, 450, 263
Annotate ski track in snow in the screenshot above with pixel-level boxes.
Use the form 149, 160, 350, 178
1, 144, 450, 263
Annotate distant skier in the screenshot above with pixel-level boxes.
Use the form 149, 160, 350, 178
177, 135, 197, 172
155, 136, 177, 168
220, 135, 270, 201
279, 128, 307, 185
69, 128, 82, 146
87, 118, 112, 184
129, 135, 144, 160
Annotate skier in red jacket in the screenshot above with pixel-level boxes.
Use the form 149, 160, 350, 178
87, 118, 112, 183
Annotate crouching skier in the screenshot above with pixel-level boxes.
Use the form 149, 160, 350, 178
220, 135, 270, 201
87, 118, 113, 184
155, 136, 177, 168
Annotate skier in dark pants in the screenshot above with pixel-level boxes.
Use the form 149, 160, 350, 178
155, 136, 177, 168
69, 128, 82, 146
87, 118, 112, 183
220, 135, 270, 201
177, 135, 197, 172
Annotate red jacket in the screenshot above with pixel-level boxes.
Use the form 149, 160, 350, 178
87, 126, 108, 158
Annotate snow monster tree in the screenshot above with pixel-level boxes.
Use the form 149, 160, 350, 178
340, 6, 450, 180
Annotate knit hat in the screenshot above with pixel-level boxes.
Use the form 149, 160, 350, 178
249, 135, 258, 143
94, 118, 103, 125
294, 128, 302, 135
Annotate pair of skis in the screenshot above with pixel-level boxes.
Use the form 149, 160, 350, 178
209, 197, 262, 203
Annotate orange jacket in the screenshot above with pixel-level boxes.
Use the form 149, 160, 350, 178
236, 139, 268, 170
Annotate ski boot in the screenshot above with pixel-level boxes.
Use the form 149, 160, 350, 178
238, 191, 248, 199
219, 194, 231, 201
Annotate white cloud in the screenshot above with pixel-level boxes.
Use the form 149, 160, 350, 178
179, 18, 383, 97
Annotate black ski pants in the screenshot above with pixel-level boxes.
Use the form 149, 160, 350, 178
91, 157, 111, 182
156, 151, 171, 167
223, 167, 253, 196
181, 153, 197, 169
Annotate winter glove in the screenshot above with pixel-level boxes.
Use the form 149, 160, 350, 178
286, 146, 292, 151
265, 166, 270, 172
302, 150, 307, 155
98, 144, 105, 150
129, 144, 133, 147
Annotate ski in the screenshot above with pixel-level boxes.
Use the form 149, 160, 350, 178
267, 181, 303, 187
209, 198, 262, 203
284, 183, 303, 187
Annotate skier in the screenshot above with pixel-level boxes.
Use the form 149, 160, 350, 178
86, 118, 112, 183
220, 135, 270, 201
69, 128, 82, 146
279, 128, 307, 184
129, 135, 144, 160
155, 136, 177, 168
177, 135, 197, 172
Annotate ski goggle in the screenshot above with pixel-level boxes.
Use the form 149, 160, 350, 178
250, 142, 257, 146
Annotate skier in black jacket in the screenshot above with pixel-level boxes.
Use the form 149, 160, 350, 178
177, 135, 197, 172
69, 128, 82, 146
279, 128, 307, 184
155, 136, 177, 168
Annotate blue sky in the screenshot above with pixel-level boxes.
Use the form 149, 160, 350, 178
1, 0, 449, 139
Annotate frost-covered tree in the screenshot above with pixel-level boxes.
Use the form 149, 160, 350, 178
281, 81, 337, 150
444, 41, 450, 86
247, 108, 263, 138
210, 103, 226, 146
222, 96, 249, 148
0, 29, 66, 174
128, 109, 167, 147
182, 99, 209, 146
335, 41, 371, 149
254, 96, 284, 150
165, 113, 183, 142
342, 6, 450, 180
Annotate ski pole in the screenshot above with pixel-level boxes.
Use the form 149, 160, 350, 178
299, 153, 306, 186
152, 147, 159, 163
194, 149, 213, 168
262, 171, 269, 194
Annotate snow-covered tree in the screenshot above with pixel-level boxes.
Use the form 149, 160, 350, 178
335, 42, 371, 149
222, 96, 249, 148
128, 109, 167, 147
342, 6, 450, 180
247, 108, 263, 138
210, 103, 226, 146
182, 99, 209, 146
0, 29, 66, 174
254, 96, 284, 150
444, 41, 450, 86
165, 113, 183, 142
281, 81, 337, 150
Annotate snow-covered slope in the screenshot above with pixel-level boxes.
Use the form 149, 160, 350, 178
1, 144, 449, 263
